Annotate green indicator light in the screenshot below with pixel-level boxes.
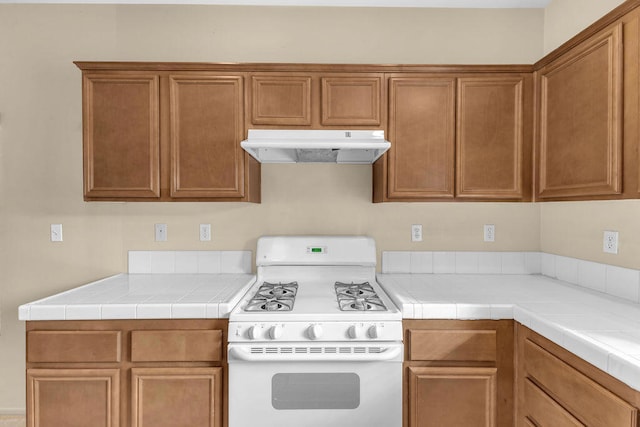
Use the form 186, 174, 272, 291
311, 247, 322, 253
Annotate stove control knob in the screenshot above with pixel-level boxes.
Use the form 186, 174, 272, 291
269, 325, 283, 340
368, 325, 380, 339
347, 325, 363, 339
307, 324, 323, 340
247, 325, 260, 340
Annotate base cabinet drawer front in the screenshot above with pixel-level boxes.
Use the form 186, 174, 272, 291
131, 367, 222, 427
131, 329, 222, 362
408, 366, 497, 427
409, 329, 497, 362
523, 378, 584, 427
524, 338, 637, 427
27, 368, 120, 427
27, 330, 121, 363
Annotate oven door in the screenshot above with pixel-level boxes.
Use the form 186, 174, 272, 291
228, 342, 403, 427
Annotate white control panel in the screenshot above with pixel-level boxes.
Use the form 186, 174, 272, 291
229, 321, 403, 343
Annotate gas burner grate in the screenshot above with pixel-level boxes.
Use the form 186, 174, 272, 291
334, 281, 387, 312
244, 281, 298, 312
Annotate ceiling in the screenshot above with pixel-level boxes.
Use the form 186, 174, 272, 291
0, 0, 552, 7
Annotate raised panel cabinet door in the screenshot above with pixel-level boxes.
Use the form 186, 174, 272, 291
170, 74, 244, 198
408, 366, 497, 427
538, 23, 623, 199
457, 76, 524, 199
251, 74, 312, 125
27, 368, 120, 427
83, 73, 160, 199
388, 77, 456, 199
131, 367, 222, 427
321, 75, 383, 126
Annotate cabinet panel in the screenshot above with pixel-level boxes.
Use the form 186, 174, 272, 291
27, 331, 121, 363
27, 368, 119, 427
538, 24, 622, 199
457, 77, 524, 199
524, 338, 637, 426
523, 378, 584, 427
131, 330, 222, 362
83, 74, 160, 199
251, 75, 311, 125
387, 77, 456, 199
321, 75, 382, 126
169, 75, 245, 198
131, 367, 222, 427
408, 366, 497, 427
409, 329, 496, 362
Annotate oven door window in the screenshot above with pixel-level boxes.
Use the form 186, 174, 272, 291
272, 373, 360, 410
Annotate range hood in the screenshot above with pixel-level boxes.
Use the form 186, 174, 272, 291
241, 129, 390, 164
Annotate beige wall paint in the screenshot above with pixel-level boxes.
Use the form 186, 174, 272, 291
544, 0, 626, 53
540, 0, 640, 268
0, 4, 544, 411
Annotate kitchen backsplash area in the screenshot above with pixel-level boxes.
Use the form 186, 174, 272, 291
382, 251, 640, 304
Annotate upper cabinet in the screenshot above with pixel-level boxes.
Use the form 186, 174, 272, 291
382, 76, 456, 200
169, 74, 245, 199
77, 64, 260, 202
457, 75, 532, 200
247, 73, 385, 129
82, 73, 161, 199
536, 23, 623, 200
374, 72, 532, 202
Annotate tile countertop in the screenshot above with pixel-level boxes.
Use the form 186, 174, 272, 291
377, 273, 640, 392
18, 273, 256, 321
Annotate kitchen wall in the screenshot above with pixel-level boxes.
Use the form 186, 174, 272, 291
0, 0, 630, 416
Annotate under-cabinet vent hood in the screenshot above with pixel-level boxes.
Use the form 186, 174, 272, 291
241, 129, 391, 164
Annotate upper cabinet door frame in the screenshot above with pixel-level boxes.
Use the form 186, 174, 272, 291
321, 74, 383, 126
456, 76, 525, 199
83, 73, 160, 199
251, 75, 312, 126
169, 74, 245, 199
538, 23, 623, 199
387, 76, 456, 199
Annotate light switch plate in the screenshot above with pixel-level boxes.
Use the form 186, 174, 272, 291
50, 224, 63, 242
155, 224, 167, 242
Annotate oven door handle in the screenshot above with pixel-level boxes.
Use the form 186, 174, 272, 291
228, 343, 403, 362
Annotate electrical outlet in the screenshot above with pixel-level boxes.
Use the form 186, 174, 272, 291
484, 224, 495, 242
200, 224, 211, 241
50, 224, 63, 242
603, 230, 619, 254
155, 223, 167, 242
411, 224, 422, 242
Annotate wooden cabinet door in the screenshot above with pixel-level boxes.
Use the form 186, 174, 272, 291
407, 366, 497, 427
321, 74, 383, 126
82, 73, 160, 200
131, 367, 222, 427
387, 77, 456, 199
456, 76, 526, 199
27, 368, 120, 427
538, 23, 623, 199
169, 74, 245, 198
250, 74, 312, 126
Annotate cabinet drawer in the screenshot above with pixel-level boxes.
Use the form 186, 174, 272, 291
131, 330, 222, 362
523, 378, 584, 426
524, 339, 637, 426
27, 330, 121, 363
409, 329, 496, 362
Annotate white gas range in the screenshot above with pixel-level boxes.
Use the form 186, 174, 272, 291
228, 235, 403, 427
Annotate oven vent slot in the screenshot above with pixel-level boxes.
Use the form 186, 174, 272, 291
247, 346, 389, 355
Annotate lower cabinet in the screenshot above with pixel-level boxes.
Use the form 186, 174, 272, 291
403, 320, 514, 427
516, 324, 639, 427
25, 320, 227, 427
